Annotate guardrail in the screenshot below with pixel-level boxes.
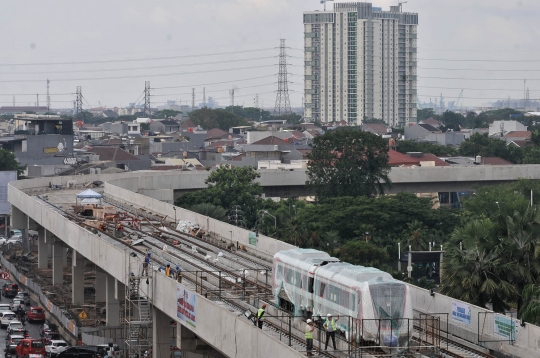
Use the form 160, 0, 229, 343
0, 255, 79, 338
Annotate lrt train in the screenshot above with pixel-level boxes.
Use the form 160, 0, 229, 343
272, 248, 413, 347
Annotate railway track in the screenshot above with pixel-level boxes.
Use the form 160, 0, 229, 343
36, 195, 500, 358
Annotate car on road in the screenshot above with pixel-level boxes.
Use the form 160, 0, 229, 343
42, 331, 62, 346
0, 311, 17, 328
57, 346, 100, 358
5, 334, 24, 345
45, 340, 68, 358
27, 307, 45, 323
0, 304, 12, 312
9, 230, 21, 239
2, 284, 19, 298
10, 299, 25, 312
7, 321, 24, 335
0, 237, 6, 246
40, 323, 59, 337
14, 293, 30, 306
15, 339, 46, 358
4, 345, 16, 358
6, 237, 21, 245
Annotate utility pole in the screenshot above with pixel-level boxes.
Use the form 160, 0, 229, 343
229, 89, 235, 113
274, 39, 292, 116
255, 94, 261, 121
144, 81, 151, 117
76, 86, 83, 114
46, 79, 51, 112
192, 88, 195, 111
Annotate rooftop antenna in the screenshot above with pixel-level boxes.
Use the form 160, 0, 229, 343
320, 0, 334, 11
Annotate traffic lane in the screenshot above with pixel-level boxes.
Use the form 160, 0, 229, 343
0, 278, 61, 355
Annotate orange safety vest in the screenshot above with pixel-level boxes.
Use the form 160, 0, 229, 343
165, 266, 171, 277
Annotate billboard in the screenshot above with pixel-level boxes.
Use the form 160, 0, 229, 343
494, 314, 516, 340
451, 301, 471, 325
176, 284, 196, 329
0, 171, 17, 215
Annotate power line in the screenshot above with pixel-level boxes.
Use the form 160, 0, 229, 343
418, 85, 540, 93
420, 67, 540, 72
0, 64, 279, 83
420, 76, 540, 81
0, 48, 277, 67
151, 82, 278, 97
151, 75, 277, 90
0, 56, 277, 75
418, 58, 540, 63
418, 94, 539, 100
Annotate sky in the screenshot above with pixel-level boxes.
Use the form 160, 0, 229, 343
0, 0, 539, 111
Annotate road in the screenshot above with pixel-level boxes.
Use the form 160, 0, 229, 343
0, 278, 67, 358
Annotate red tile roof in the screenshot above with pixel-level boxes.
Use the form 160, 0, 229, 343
230, 153, 245, 161
180, 119, 195, 129
388, 150, 422, 166
251, 136, 290, 145
481, 157, 512, 165
205, 128, 228, 140
504, 131, 531, 139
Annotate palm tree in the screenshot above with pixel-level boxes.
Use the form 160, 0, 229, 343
406, 220, 427, 251
520, 284, 540, 325
283, 218, 306, 247
189, 203, 228, 222
440, 219, 519, 312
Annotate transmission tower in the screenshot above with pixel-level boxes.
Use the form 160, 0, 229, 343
144, 81, 151, 116
76, 86, 83, 114
46, 79, 51, 112
274, 39, 291, 116
192, 88, 195, 111
229, 89, 235, 113
203, 87, 206, 108
228, 205, 246, 228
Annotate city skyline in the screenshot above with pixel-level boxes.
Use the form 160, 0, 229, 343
0, 1, 539, 112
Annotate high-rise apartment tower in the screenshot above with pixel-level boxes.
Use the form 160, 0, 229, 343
303, 2, 418, 126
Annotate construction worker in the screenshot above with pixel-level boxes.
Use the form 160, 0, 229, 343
324, 313, 340, 351
256, 303, 266, 329
305, 319, 315, 357
142, 252, 151, 276
165, 262, 172, 277
175, 265, 182, 283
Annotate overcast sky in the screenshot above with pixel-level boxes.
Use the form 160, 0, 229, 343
0, 0, 539, 111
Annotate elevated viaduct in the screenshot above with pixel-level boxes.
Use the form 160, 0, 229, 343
8, 170, 540, 358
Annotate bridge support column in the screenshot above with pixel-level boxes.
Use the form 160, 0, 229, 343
152, 307, 170, 358
95, 268, 106, 302
106, 274, 119, 326
52, 242, 64, 285
72, 251, 86, 306
10, 206, 27, 233
37, 228, 48, 269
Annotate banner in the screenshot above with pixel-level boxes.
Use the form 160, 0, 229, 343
248, 232, 257, 246
176, 284, 196, 329
451, 301, 471, 325
494, 314, 516, 340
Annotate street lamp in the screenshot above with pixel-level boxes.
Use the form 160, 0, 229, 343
173, 206, 177, 226
263, 210, 276, 229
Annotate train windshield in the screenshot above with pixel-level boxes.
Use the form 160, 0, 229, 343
369, 282, 407, 323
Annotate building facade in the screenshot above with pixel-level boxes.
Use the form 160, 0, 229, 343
303, 2, 418, 126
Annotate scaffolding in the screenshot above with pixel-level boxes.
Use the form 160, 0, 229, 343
124, 254, 154, 358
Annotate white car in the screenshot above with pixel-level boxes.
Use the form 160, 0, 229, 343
7, 237, 21, 245
0, 237, 6, 245
0, 304, 11, 312
0, 311, 16, 328
7, 321, 24, 335
14, 292, 30, 306
45, 340, 68, 357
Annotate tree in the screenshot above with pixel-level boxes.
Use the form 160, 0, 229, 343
417, 108, 436, 121
189, 108, 249, 131
338, 240, 389, 268
0, 149, 25, 178
175, 166, 263, 226
406, 220, 427, 251
224, 106, 272, 121
306, 128, 391, 200
520, 284, 540, 325
189, 203, 228, 222
152, 110, 181, 119
459, 133, 523, 164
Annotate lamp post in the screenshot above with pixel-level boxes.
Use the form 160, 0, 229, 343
173, 206, 177, 226
263, 210, 276, 229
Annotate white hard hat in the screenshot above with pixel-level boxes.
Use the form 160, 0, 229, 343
307, 319, 312, 323
327, 313, 332, 317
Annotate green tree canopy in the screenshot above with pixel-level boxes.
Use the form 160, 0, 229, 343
189, 203, 228, 222
306, 128, 391, 200
459, 133, 523, 164
224, 106, 272, 121
189, 108, 250, 131
0, 149, 25, 177
152, 109, 181, 119
175, 166, 262, 226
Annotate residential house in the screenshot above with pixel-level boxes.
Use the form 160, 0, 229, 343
503, 131, 531, 144
404, 123, 442, 141
419, 118, 442, 128
488, 120, 527, 137
362, 123, 390, 136
85, 146, 150, 171
205, 128, 230, 146
425, 131, 465, 146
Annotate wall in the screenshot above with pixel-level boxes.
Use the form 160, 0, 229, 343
8, 177, 303, 358
409, 285, 540, 357
16, 134, 74, 166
